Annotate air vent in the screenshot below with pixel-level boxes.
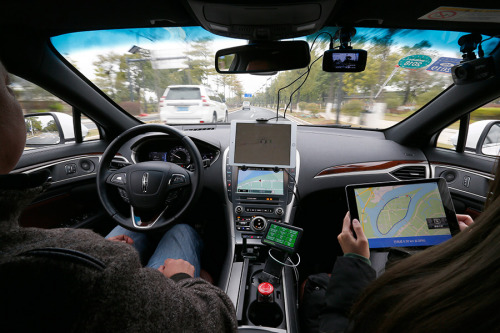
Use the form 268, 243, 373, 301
390, 166, 426, 180
183, 126, 216, 131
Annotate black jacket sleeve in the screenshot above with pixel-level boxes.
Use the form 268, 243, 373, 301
318, 256, 376, 333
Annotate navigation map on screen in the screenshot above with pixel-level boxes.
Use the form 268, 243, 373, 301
353, 182, 452, 248
236, 169, 284, 195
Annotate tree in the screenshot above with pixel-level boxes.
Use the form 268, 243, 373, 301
45, 120, 59, 132
93, 53, 128, 100
185, 37, 214, 86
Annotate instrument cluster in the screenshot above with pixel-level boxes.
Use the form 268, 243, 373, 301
133, 137, 219, 169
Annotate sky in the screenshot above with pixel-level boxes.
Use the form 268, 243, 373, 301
50, 26, 499, 97
51, 27, 272, 95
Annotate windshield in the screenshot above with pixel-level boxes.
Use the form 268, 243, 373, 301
165, 87, 201, 100
51, 27, 500, 128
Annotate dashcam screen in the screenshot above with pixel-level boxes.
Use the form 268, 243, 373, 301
331, 53, 359, 69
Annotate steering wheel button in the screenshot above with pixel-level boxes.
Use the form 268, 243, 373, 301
170, 174, 186, 184
111, 173, 126, 185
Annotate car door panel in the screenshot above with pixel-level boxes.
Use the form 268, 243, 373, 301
14, 140, 113, 233
425, 147, 495, 217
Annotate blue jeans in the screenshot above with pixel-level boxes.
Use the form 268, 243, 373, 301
106, 224, 203, 277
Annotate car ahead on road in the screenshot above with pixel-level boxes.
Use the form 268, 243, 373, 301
159, 85, 228, 124
2, 1, 500, 332
242, 101, 251, 110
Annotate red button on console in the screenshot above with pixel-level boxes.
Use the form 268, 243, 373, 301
258, 282, 274, 296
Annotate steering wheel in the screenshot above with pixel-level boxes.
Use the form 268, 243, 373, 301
97, 124, 203, 231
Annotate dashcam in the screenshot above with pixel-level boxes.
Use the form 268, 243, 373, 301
451, 57, 495, 85
323, 49, 367, 72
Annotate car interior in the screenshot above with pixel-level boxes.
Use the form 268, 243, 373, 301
1, 1, 500, 332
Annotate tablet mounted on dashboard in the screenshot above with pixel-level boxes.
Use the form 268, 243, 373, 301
346, 178, 459, 249
229, 120, 297, 168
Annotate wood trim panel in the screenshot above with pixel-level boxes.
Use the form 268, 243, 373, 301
316, 160, 426, 177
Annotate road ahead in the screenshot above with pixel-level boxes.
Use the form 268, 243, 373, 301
229, 106, 307, 124
80, 107, 307, 126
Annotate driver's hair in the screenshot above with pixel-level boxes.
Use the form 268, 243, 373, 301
349, 161, 500, 332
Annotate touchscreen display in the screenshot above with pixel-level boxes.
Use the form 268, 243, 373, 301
352, 182, 452, 248
236, 169, 284, 195
262, 222, 303, 253
265, 224, 299, 249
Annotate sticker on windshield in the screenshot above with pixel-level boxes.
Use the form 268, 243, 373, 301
398, 55, 432, 69
419, 7, 500, 23
426, 57, 461, 73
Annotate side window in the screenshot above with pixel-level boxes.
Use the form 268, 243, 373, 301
436, 119, 460, 150
9, 75, 100, 150
437, 104, 500, 156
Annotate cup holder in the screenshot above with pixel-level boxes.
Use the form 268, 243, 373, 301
247, 300, 284, 327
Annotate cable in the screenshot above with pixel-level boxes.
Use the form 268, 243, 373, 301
309, 31, 334, 52
477, 35, 500, 58
274, 31, 334, 120
284, 168, 301, 204
287, 256, 300, 283
268, 248, 301, 267
479, 35, 500, 43
287, 256, 300, 307
283, 55, 324, 118
275, 69, 310, 119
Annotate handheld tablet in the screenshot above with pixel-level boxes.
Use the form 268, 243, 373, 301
262, 221, 303, 253
346, 178, 459, 249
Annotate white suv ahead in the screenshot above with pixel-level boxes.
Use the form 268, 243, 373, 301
159, 85, 228, 124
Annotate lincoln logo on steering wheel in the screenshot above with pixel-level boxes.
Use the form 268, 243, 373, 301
142, 172, 149, 193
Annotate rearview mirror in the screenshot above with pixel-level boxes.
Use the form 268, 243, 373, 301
215, 41, 311, 74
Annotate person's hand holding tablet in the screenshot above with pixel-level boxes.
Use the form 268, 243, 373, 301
338, 212, 370, 260
457, 214, 474, 231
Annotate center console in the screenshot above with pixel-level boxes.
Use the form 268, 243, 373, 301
220, 120, 301, 332
222, 148, 301, 333
226, 155, 297, 243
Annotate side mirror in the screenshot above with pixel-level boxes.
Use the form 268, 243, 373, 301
25, 113, 64, 146
480, 121, 500, 156
215, 41, 311, 74
25, 112, 89, 147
